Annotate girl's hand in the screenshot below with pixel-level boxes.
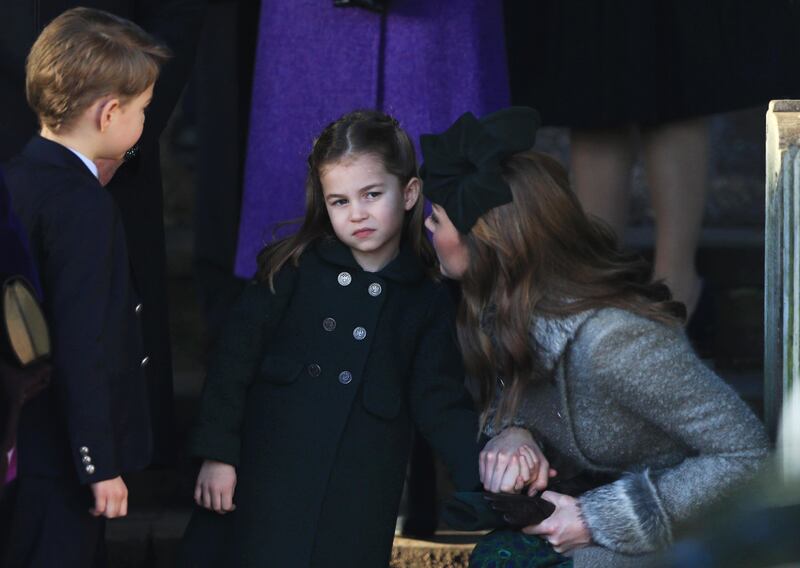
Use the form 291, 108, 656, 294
480, 427, 555, 493
522, 491, 592, 554
194, 459, 237, 514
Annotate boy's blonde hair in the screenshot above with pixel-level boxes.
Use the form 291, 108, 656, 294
26, 7, 171, 132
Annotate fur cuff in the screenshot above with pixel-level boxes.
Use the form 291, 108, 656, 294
579, 470, 673, 555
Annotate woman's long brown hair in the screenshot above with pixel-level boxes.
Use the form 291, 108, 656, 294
256, 110, 436, 288
457, 151, 685, 426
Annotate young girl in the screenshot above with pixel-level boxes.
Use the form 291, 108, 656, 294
420, 108, 769, 567
180, 111, 487, 567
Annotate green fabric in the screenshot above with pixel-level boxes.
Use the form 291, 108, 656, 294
469, 529, 573, 568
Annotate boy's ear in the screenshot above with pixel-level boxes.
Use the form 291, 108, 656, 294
403, 177, 421, 211
98, 98, 121, 133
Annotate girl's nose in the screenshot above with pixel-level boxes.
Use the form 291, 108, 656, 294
350, 203, 368, 221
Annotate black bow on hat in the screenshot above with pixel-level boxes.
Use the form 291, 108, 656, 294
420, 107, 541, 234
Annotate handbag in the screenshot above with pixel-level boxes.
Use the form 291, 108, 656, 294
1, 275, 51, 491
1, 275, 50, 366
441, 490, 555, 531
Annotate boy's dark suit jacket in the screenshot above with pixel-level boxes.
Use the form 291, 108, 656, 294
0, 0, 206, 463
4, 136, 152, 484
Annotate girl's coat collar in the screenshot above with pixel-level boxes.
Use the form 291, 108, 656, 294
313, 237, 426, 284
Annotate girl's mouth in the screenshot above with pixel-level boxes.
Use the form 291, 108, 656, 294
353, 229, 376, 239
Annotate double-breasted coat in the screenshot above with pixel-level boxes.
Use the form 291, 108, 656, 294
181, 238, 481, 567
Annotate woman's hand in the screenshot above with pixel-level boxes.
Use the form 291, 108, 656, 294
522, 491, 592, 554
480, 427, 555, 493
194, 459, 237, 514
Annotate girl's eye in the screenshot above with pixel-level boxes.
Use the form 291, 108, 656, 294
365, 191, 382, 199
332, 199, 348, 207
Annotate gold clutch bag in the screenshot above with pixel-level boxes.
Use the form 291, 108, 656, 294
2, 276, 50, 366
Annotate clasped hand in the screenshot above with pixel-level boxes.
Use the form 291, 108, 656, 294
480, 427, 591, 554
479, 426, 555, 494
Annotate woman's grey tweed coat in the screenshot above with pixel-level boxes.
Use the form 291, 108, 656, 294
486, 307, 769, 567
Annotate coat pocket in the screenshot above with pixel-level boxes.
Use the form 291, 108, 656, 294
362, 367, 405, 420
258, 354, 305, 384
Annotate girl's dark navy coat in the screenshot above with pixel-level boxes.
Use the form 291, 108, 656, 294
181, 238, 481, 567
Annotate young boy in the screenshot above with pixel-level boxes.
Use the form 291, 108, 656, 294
0, 8, 170, 567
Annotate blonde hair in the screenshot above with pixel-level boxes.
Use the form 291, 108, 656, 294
26, 7, 171, 132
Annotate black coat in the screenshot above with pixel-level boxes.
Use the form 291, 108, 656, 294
4, 136, 152, 484
181, 239, 481, 567
0, 0, 206, 462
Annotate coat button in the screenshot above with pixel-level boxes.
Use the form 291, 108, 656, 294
135, 303, 143, 314
337, 272, 352, 286
322, 317, 337, 332
308, 363, 322, 377
338, 371, 352, 385
368, 283, 382, 297
79, 446, 89, 456
82, 456, 92, 465
85, 464, 96, 475
353, 326, 367, 341
140, 356, 150, 368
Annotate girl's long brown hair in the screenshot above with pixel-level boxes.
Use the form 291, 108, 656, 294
458, 151, 685, 426
257, 110, 436, 288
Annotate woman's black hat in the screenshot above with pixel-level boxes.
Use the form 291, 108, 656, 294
420, 107, 541, 234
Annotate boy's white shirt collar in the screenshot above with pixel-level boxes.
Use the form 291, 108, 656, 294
66, 146, 100, 179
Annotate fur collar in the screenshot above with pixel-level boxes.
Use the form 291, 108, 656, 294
530, 309, 596, 371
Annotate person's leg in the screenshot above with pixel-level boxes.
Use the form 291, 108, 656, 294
570, 126, 637, 240
641, 117, 709, 316
3, 477, 106, 568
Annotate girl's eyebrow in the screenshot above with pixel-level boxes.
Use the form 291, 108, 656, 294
358, 182, 384, 193
325, 183, 384, 199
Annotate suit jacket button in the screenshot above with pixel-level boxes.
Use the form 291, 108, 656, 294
338, 371, 352, 385
141, 356, 150, 368
322, 317, 337, 332
337, 272, 352, 286
308, 363, 322, 377
82, 456, 92, 465
368, 283, 382, 297
85, 464, 96, 475
79, 446, 90, 456
135, 303, 143, 314
353, 326, 367, 341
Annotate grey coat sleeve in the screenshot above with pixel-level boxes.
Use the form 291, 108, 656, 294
575, 313, 769, 555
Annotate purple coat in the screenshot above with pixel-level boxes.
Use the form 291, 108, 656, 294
235, 0, 509, 277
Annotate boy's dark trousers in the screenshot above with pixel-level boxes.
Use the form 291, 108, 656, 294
0, 477, 106, 567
